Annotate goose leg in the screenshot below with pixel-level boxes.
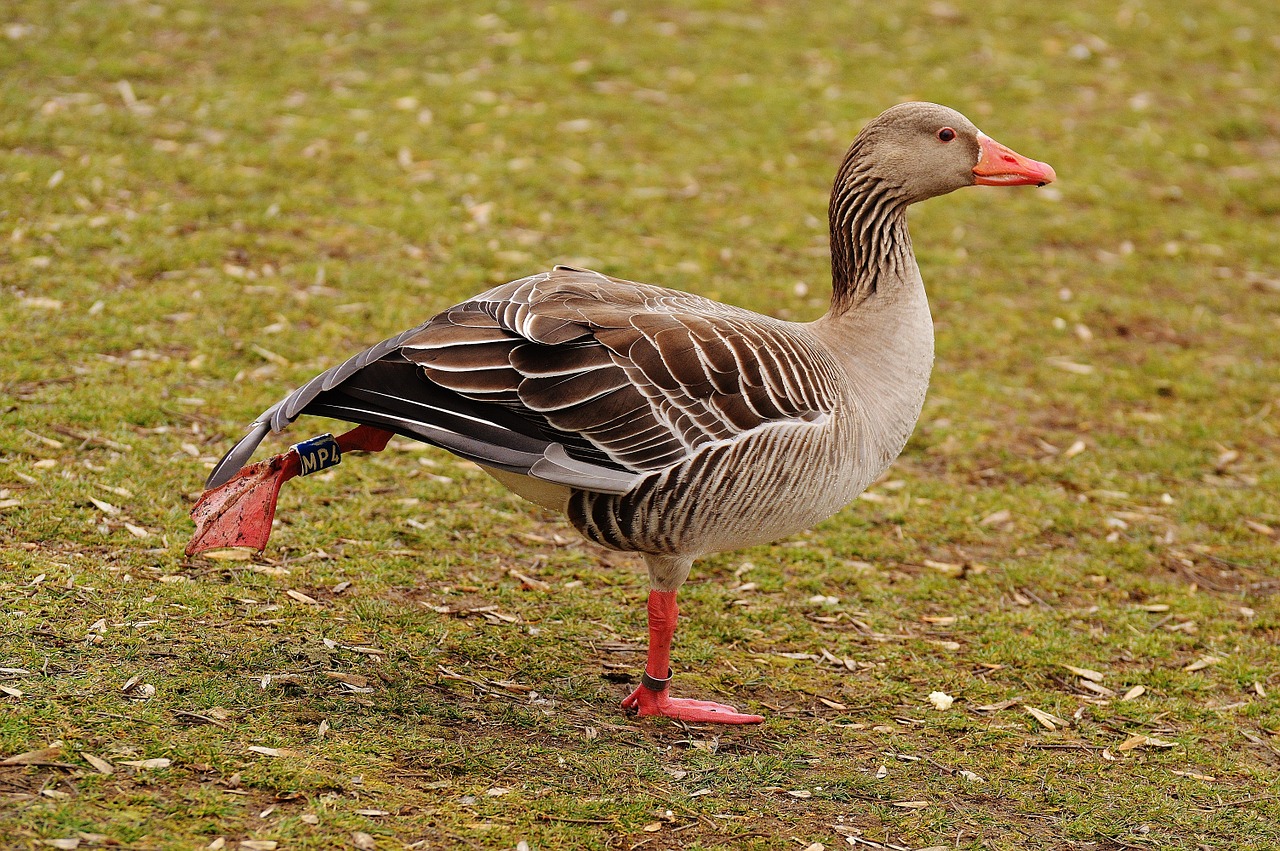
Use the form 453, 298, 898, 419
187, 424, 393, 555
621, 588, 764, 724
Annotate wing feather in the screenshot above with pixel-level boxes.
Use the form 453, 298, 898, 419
209, 266, 841, 494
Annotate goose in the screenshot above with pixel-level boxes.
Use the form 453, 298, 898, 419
189, 102, 1054, 724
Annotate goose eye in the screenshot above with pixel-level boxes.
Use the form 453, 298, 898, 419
937, 127, 956, 142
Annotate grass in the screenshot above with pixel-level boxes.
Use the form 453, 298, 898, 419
2, 0, 1278, 848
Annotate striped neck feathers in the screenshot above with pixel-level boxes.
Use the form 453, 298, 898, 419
827, 138, 914, 314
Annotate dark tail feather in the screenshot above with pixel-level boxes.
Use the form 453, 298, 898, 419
305, 360, 557, 471
304, 396, 548, 473
206, 361, 554, 489
205, 360, 639, 495
206, 420, 272, 489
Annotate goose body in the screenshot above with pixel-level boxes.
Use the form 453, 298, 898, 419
192, 102, 1054, 723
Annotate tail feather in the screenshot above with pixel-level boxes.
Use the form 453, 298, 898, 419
205, 420, 271, 489
303, 398, 547, 473
206, 359, 641, 496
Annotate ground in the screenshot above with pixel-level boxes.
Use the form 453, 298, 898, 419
1, 1, 1279, 849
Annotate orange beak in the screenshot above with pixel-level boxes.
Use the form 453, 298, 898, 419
973, 133, 1056, 186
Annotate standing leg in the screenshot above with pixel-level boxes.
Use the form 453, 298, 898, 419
620, 555, 763, 724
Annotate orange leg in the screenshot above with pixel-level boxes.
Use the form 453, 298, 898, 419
187, 425, 393, 555
621, 590, 764, 724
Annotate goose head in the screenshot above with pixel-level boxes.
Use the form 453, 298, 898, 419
848, 101, 1056, 204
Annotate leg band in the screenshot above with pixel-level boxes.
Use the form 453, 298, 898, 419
640, 668, 673, 692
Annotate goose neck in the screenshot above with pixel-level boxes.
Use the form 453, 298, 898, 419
827, 157, 913, 313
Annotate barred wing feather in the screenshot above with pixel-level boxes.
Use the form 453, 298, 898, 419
207, 266, 841, 494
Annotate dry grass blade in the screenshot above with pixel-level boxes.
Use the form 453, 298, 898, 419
1214, 448, 1239, 472
95, 483, 134, 498
1047, 357, 1095, 375
80, 752, 115, 774
172, 709, 230, 729
1079, 680, 1116, 697
1244, 519, 1275, 537
979, 509, 1012, 526
1025, 706, 1069, 731
1063, 664, 1105, 682
1118, 734, 1178, 752
508, 568, 550, 590
343, 645, 388, 656
1, 746, 65, 765
1062, 439, 1087, 459
88, 498, 119, 515
922, 559, 963, 576
247, 746, 297, 758
1183, 656, 1221, 672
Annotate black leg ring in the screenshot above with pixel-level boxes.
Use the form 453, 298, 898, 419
640, 668, 673, 692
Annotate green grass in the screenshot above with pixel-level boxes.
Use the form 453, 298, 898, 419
2, 1, 1279, 848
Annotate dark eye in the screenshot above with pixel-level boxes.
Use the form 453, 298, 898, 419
938, 127, 956, 142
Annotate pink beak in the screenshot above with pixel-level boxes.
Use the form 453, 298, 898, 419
973, 133, 1056, 186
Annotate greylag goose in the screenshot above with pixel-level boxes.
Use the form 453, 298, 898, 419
189, 102, 1054, 724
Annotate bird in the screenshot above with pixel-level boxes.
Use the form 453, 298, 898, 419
189, 102, 1055, 725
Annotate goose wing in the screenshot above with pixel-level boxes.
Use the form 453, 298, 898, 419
207, 266, 842, 493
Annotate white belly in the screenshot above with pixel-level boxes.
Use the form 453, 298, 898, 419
480, 466, 571, 512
